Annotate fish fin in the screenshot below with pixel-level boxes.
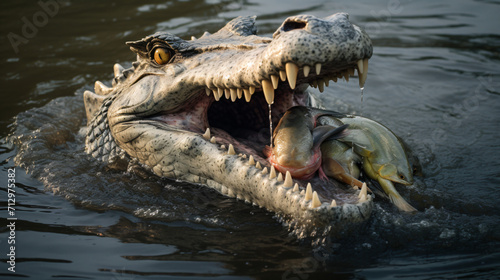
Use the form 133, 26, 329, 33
312, 124, 349, 149
389, 194, 417, 212
378, 178, 417, 212
352, 143, 373, 158
322, 158, 365, 189
309, 107, 348, 119
340, 129, 374, 157
318, 166, 330, 182
379, 164, 397, 179
263, 145, 272, 158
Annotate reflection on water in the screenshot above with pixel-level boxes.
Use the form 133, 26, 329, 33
1, 0, 500, 279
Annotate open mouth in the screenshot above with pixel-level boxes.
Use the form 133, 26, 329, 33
170, 59, 371, 208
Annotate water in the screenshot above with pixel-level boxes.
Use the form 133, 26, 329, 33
268, 104, 273, 148
358, 86, 365, 118
1, 0, 500, 279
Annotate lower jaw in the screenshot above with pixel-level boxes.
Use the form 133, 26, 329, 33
152, 83, 368, 208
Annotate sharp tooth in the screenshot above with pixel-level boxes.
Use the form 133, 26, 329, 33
269, 165, 277, 179
311, 191, 321, 208
359, 194, 367, 202
271, 75, 279, 89
293, 183, 299, 192
343, 71, 350, 82
310, 80, 318, 88
358, 182, 368, 198
248, 155, 255, 165
360, 59, 369, 88
305, 183, 313, 201
279, 70, 287, 81
357, 59, 364, 75
191, 36, 196, 40
221, 145, 226, 149
230, 88, 237, 102
217, 88, 224, 100
224, 89, 230, 99
277, 172, 283, 182
202, 128, 211, 140
262, 167, 268, 175
261, 80, 275, 105
285, 62, 299, 89
95, 81, 112, 95
249, 86, 256, 95
256, 161, 262, 169
331, 199, 337, 207
113, 63, 124, 77
237, 88, 243, 99
228, 144, 236, 155
205, 88, 211, 96
348, 68, 355, 76
318, 80, 324, 93
324, 79, 330, 87
284, 171, 293, 188
331, 76, 338, 83
213, 90, 220, 101
315, 63, 322, 75
303, 65, 310, 77
210, 136, 216, 144
243, 89, 252, 102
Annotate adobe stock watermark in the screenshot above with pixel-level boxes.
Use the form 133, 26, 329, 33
364, 0, 405, 35
7, 0, 63, 54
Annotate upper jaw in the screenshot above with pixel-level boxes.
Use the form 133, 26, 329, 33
161, 13, 373, 107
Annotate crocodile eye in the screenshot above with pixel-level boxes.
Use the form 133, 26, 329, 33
154, 48, 171, 65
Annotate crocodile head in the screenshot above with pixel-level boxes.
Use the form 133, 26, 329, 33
84, 14, 373, 232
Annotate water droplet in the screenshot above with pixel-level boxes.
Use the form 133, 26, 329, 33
360, 86, 364, 116
269, 104, 273, 148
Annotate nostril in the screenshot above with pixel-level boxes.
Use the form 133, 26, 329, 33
282, 20, 307, 32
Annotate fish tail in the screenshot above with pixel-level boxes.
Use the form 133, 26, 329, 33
379, 178, 417, 212
388, 194, 417, 212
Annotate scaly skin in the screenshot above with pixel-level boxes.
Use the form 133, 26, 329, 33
84, 14, 374, 230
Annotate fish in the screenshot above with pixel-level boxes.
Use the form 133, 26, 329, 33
320, 139, 364, 188
263, 106, 348, 180
317, 112, 417, 212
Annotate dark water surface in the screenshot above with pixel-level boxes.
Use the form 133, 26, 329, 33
1, 0, 500, 279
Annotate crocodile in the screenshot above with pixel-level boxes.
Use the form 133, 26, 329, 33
84, 14, 374, 231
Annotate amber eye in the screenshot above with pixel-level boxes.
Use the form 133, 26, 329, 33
153, 48, 171, 65
399, 174, 406, 180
